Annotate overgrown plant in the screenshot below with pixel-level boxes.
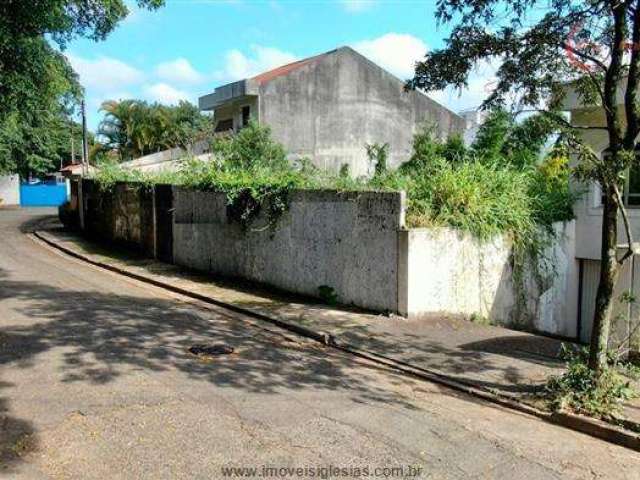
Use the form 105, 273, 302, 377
546, 345, 637, 418
209, 121, 289, 172
365, 142, 389, 178
90, 118, 577, 248
91, 161, 149, 192
406, 0, 640, 385
398, 125, 576, 237
180, 122, 307, 230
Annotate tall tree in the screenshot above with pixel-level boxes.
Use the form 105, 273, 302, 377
408, 0, 640, 378
0, 0, 165, 176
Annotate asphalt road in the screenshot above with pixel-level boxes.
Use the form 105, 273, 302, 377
1, 208, 639, 480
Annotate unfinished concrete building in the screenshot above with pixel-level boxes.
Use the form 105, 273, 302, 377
198, 46, 465, 176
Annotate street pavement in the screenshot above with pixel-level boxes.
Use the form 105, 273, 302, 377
1, 208, 639, 479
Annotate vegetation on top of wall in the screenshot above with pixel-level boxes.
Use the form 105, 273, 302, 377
181, 122, 310, 229
91, 112, 577, 238
379, 114, 577, 240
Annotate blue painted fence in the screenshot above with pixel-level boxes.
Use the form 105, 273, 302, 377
20, 181, 68, 207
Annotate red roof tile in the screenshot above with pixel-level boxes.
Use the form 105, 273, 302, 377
251, 51, 331, 85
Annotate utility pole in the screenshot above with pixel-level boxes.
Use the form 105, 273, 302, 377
81, 98, 89, 176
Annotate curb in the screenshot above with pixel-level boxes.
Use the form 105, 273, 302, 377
31, 230, 640, 452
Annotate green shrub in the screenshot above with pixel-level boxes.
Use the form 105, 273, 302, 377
90, 117, 577, 240
181, 165, 308, 230
545, 346, 637, 418
400, 125, 469, 174
209, 120, 288, 172
92, 161, 148, 191
402, 157, 536, 238
366, 142, 389, 178
471, 109, 557, 168
530, 153, 578, 227
318, 285, 338, 305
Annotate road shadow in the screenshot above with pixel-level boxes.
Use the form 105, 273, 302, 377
0, 267, 421, 471
0, 382, 37, 473
334, 326, 561, 394
34, 213, 567, 395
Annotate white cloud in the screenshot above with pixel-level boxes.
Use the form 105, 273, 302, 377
341, 0, 375, 13
155, 58, 204, 85
214, 45, 297, 82
352, 33, 428, 80
143, 83, 191, 104
351, 33, 499, 113
66, 53, 144, 92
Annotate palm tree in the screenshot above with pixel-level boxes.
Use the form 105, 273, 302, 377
97, 99, 212, 161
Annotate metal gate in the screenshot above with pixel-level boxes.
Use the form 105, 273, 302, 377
20, 181, 68, 207
578, 257, 637, 349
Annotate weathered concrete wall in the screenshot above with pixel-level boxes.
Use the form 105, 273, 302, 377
112, 183, 143, 246
154, 184, 174, 263
0, 175, 20, 205
82, 180, 155, 257
212, 97, 258, 132
399, 222, 578, 336
259, 47, 466, 177
172, 188, 405, 312
533, 221, 579, 338
78, 179, 581, 339
399, 228, 516, 322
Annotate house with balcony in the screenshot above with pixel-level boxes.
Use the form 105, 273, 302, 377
561, 81, 640, 350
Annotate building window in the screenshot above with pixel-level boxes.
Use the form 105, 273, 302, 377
215, 118, 233, 133
600, 147, 640, 207
628, 166, 640, 206
241, 106, 251, 128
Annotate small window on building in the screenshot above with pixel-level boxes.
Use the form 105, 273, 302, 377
628, 166, 640, 206
241, 106, 251, 128
600, 146, 640, 207
215, 118, 233, 133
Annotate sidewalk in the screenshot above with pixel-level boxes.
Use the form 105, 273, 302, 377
33, 223, 640, 429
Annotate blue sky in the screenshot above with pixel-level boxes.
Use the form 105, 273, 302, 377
66, 0, 496, 129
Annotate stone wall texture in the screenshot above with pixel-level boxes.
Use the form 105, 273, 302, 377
399, 222, 578, 336
82, 180, 155, 257
172, 188, 405, 312
77, 180, 582, 340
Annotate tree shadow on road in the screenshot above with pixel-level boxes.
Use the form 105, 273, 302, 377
0, 382, 37, 473
0, 268, 420, 472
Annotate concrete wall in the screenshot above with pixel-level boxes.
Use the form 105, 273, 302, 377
566, 108, 640, 260
399, 228, 515, 322
258, 47, 465, 177
0, 174, 20, 206
118, 140, 211, 174
533, 221, 579, 338
77, 179, 581, 340
82, 180, 155, 256
398, 222, 579, 336
172, 188, 405, 311
571, 175, 640, 261
213, 97, 258, 132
